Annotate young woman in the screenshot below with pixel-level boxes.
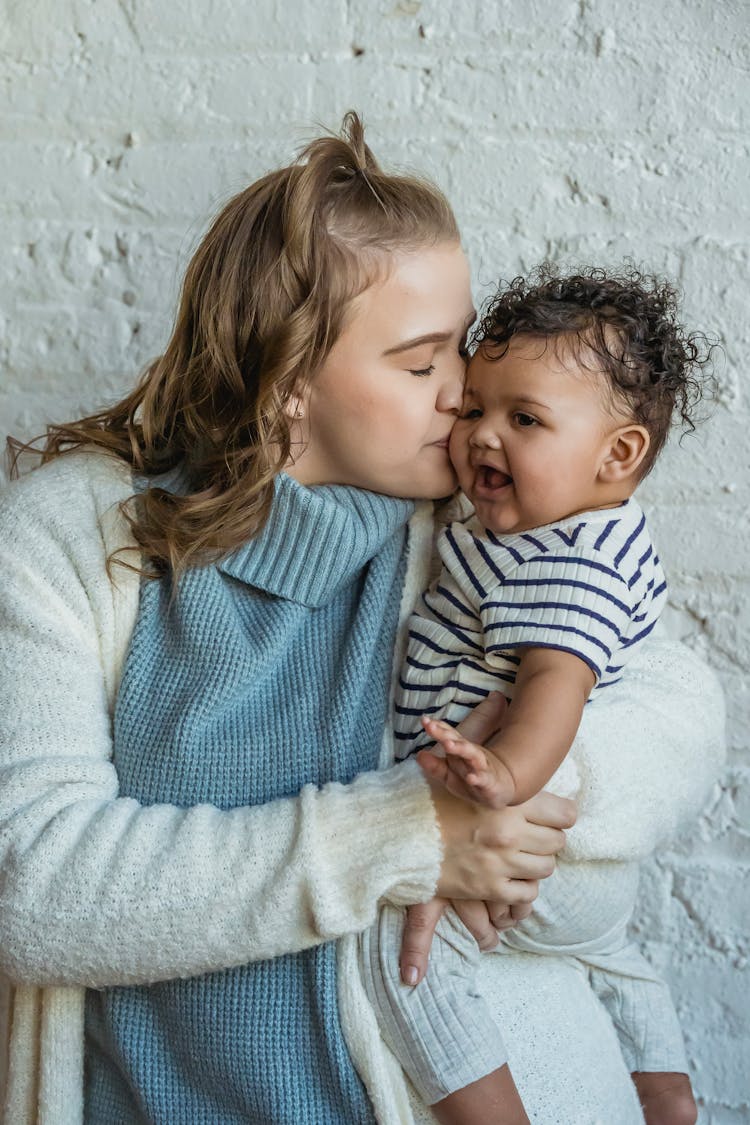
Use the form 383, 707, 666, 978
0, 114, 723, 1124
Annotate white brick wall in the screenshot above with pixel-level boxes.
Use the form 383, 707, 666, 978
2, 1, 748, 1118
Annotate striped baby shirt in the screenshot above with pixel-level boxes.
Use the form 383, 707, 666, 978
394, 497, 666, 755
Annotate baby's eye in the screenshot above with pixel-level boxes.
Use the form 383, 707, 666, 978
514, 412, 538, 427
459, 407, 483, 421
409, 364, 435, 378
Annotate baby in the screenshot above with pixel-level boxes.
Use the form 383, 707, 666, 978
360, 266, 711, 1125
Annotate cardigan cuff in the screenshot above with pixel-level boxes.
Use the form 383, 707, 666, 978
308, 758, 442, 924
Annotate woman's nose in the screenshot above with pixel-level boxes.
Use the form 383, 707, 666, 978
436, 366, 465, 413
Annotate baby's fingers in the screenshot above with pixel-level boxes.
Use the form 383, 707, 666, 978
422, 718, 483, 761
443, 737, 486, 773
416, 749, 450, 787
418, 749, 484, 803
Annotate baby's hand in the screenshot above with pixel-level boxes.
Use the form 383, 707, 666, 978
418, 717, 516, 808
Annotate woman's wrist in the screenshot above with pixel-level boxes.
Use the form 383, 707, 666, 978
345, 758, 442, 907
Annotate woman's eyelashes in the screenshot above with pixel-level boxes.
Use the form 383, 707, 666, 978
409, 364, 436, 377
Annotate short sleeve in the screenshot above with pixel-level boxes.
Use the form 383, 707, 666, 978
478, 549, 634, 681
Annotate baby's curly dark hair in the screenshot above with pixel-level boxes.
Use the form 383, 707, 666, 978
473, 264, 716, 478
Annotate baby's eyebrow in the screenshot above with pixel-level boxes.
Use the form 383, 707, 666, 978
515, 396, 552, 411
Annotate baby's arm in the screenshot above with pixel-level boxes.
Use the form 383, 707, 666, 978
420, 648, 595, 808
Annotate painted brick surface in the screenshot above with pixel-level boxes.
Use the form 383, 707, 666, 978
1, 1, 748, 1119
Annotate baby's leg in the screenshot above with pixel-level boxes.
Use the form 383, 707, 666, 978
589, 958, 696, 1125
631, 1072, 697, 1125
359, 903, 517, 1117
431, 1067, 528, 1125
503, 858, 695, 1122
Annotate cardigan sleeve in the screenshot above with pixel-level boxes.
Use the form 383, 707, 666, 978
561, 634, 726, 862
0, 455, 441, 989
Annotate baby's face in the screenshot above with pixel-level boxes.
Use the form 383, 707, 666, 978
449, 336, 622, 534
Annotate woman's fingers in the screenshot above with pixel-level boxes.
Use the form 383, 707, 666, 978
487, 897, 535, 929
431, 782, 568, 901
509, 819, 568, 858
399, 898, 447, 986
452, 899, 501, 950
520, 789, 577, 830
508, 900, 534, 923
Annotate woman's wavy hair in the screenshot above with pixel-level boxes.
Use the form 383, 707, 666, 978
473, 264, 717, 478
8, 112, 458, 576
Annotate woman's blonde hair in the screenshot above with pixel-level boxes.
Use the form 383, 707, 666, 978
8, 112, 458, 576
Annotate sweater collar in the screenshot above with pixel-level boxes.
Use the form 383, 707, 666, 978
217, 473, 414, 607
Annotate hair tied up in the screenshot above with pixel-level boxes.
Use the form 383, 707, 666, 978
8, 110, 458, 578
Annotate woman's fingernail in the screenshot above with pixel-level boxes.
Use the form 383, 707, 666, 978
404, 966, 419, 986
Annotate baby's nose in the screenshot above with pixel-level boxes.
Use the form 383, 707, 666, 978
470, 427, 502, 450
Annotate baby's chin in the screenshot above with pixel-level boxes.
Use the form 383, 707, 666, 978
468, 495, 541, 536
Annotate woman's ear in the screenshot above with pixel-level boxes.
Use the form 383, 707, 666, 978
283, 390, 308, 423
598, 424, 650, 484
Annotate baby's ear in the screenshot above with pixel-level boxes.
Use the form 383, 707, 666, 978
598, 424, 650, 484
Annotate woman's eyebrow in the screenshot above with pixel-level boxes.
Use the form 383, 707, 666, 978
382, 331, 453, 356
382, 311, 477, 357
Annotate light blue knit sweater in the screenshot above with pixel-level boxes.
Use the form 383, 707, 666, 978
84, 472, 414, 1124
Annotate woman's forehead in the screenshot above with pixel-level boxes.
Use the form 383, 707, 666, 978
342, 242, 473, 346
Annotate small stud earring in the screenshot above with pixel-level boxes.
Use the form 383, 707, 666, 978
295, 408, 304, 418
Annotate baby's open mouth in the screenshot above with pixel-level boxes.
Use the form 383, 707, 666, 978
479, 465, 512, 490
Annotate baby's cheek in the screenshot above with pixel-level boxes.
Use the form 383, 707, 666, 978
448, 427, 468, 473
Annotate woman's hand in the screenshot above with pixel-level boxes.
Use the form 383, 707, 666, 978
431, 784, 571, 899
401, 789, 574, 984
455, 897, 535, 946
400, 896, 534, 984
399, 897, 533, 986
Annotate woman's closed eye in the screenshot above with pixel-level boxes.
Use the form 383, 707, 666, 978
409, 364, 436, 377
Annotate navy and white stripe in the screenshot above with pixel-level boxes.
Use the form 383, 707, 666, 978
394, 499, 666, 757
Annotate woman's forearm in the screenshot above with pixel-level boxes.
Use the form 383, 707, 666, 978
0, 459, 442, 988
0, 754, 440, 989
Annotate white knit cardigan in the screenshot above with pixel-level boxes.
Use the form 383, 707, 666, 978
0, 451, 725, 1125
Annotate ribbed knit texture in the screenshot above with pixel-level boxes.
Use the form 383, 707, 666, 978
84, 472, 413, 1124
